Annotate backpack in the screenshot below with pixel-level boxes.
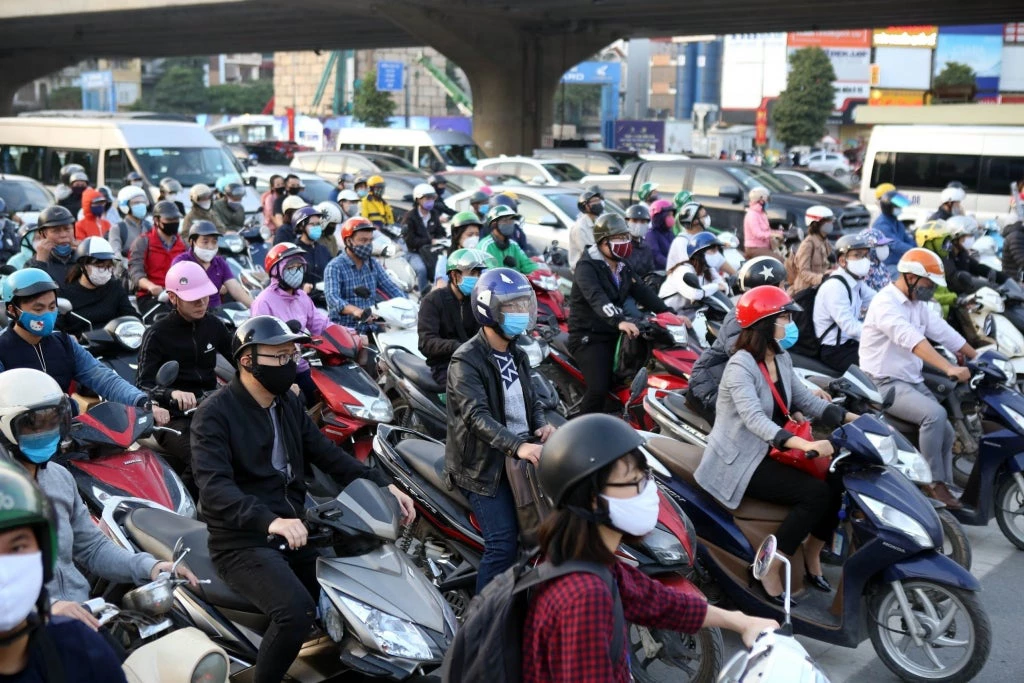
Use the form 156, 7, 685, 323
790, 275, 851, 357
440, 559, 625, 683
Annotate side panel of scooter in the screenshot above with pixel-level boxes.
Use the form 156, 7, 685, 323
656, 474, 754, 561
979, 384, 1024, 434
844, 468, 943, 547
881, 552, 981, 591
965, 425, 1024, 513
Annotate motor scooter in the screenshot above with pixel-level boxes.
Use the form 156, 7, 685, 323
373, 225, 418, 295
528, 267, 568, 332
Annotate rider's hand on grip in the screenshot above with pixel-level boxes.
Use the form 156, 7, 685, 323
805, 440, 834, 458
268, 517, 308, 550
947, 366, 971, 384
516, 442, 542, 466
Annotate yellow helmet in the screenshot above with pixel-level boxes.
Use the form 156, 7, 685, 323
914, 220, 950, 248
367, 175, 385, 187
874, 182, 896, 200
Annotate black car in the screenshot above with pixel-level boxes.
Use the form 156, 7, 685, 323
772, 168, 859, 202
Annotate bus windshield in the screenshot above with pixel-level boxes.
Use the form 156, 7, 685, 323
131, 146, 241, 187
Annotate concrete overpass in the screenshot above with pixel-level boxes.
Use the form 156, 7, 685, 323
0, 0, 1020, 154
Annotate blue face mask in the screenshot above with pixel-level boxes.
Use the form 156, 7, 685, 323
307, 225, 323, 241
52, 244, 73, 258
18, 429, 61, 464
357, 189, 368, 198
457, 275, 478, 296
778, 321, 799, 350
500, 312, 531, 338
17, 309, 57, 337
130, 203, 148, 219
90, 204, 105, 217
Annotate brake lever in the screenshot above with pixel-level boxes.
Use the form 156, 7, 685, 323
153, 426, 182, 436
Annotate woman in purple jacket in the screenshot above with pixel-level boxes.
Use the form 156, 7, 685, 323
644, 199, 676, 270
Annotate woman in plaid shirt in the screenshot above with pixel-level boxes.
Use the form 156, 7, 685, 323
526, 414, 777, 682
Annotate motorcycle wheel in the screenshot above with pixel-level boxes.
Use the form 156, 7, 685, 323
937, 508, 972, 570
868, 580, 991, 683
995, 475, 1024, 550
628, 625, 724, 683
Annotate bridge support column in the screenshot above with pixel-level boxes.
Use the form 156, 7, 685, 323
0, 52, 79, 115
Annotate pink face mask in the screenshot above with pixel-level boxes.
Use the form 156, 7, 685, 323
664, 215, 675, 229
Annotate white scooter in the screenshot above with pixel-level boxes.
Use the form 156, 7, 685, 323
373, 226, 418, 296
956, 274, 1024, 389
371, 297, 420, 357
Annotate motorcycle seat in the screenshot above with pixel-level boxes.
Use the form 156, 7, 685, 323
662, 393, 711, 435
391, 349, 445, 394
125, 507, 256, 612
395, 439, 471, 509
788, 352, 838, 377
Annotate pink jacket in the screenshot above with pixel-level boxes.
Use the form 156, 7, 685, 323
743, 205, 773, 248
251, 281, 330, 371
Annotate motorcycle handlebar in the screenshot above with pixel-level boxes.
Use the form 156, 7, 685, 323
805, 450, 820, 459
152, 425, 182, 437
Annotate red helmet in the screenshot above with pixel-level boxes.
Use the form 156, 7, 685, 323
264, 242, 306, 276
340, 216, 375, 241
735, 285, 802, 328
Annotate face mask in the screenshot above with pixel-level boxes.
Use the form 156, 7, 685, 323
0, 552, 43, 632
462, 235, 479, 249
422, 200, 435, 211
962, 236, 975, 250
72, 186, 85, 195
476, 206, 487, 218
821, 222, 834, 236
589, 201, 604, 215
846, 257, 871, 278
51, 243, 74, 259
350, 243, 373, 261
912, 279, 936, 302
600, 478, 659, 537
628, 222, 649, 238
130, 203, 148, 219
197, 200, 212, 211
17, 309, 57, 337
500, 312, 531, 338
287, 187, 301, 196
193, 246, 218, 263
876, 245, 890, 262
705, 251, 726, 269
281, 266, 305, 290
457, 275, 478, 296
90, 204, 105, 217
609, 240, 633, 261
700, 215, 712, 228
357, 189, 368, 198
664, 215, 675, 229
252, 359, 298, 396
18, 428, 61, 464
307, 225, 323, 241
778, 321, 799, 350
159, 222, 179, 236
497, 222, 517, 238
274, 187, 286, 196
86, 265, 113, 286
893, 207, 902, 218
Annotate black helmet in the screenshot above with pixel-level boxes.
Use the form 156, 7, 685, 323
624, 204, 651, 221
224, 182, 245, 200
159, 177, 183, 195
577, 188, 603, 213
188, 220, 220, 240
592, 213, 629, 243
469, 190, 489, 205
35, 205, 75, 230
428, 173, 446, 187
737, 256, 787, 292
490, 193, 519, 211
59, 163, 85, 186
0, 460, 58, 582
152, 200, 182, 221
125, 171, 143, 184
538, 414, 644, 507
834, 234, 873, 256
232, 315, 310, 360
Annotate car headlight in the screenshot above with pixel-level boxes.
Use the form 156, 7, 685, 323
338, 595, 435, 660
864, 431, 897, 465
858, 494, 933, 549
665, 324, 688, 346
1003, 406, 1024, 435
894, 449, 932, 485
347, 398, 393, 423
639, 525, 689, 565
113, 320, 146, 349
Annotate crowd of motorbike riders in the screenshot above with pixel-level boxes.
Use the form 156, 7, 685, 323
0, 158, 1021, 682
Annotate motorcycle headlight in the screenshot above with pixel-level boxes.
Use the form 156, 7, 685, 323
990, 356, 1017, 387
113, 320, 146, 350
639, 525, 689, 565
996, 324, 1024, 357
864, 431, 897, 466
190, 652, 229, 683
894, 449, 932, 485
665, 324, 688, 346
347, 398, 393, 423
858, 494, 933, 549
338, 595, 436, 660
1002, 406, 1024, 435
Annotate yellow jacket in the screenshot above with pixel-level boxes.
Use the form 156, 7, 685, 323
360, 196, 394, 227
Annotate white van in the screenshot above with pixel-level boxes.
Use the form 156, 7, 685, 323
860, 125, 1024, 226
335, 128, 482, 172
0, 116, 259, 213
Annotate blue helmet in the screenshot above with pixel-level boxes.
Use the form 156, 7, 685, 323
2, 268, 59, 304
292, 206, 322, 231
471, 268, 537, 330
686, 231, 721, 260
215, 174, 242, 193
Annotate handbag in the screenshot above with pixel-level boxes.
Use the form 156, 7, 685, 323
758, 362, 830, 480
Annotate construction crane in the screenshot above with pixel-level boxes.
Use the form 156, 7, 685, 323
416, 55, 472, 116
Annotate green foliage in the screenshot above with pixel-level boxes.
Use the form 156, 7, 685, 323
47, 86, 83, 109
136, 64, 271, 114
554, 84, 602, 127
207, 81, 273, 114
934, 61, 976, 88
353, 70, 396, 128
771, 47, 837, 148
151, 65, 208, 114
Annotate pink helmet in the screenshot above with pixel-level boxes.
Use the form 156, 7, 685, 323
649, 199, 673, 217
165, 261, 217, 302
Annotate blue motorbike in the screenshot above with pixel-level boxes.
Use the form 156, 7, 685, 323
643, 415, 991, 683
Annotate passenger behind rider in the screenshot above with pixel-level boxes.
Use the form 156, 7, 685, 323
0, 459, 128, 681
943, 215, 1007, 292
212, 181, 246, 232
489, 192, 532, 253
73, 188, 110, 242
644, 199, 676, 271
323, 217, 406, 329
128, 200, 187, 310
57, 171, 90, 218
190, 315, 414, 683
136, 262, 234, 495
622, 204, 657, 278
477, 205, 538, 275
913, 221, 960, 318
695, 286, 854, 603
871, 189, 914, 266
289, 207, 332, 288
109, 185, 152, 258
789, 206, 835, 294
444, 268, 554, 592
666, 201, 712, 274
859, 248, 976, 510
359, 175, 394, 229
314, 201, 344, 257
659, 231, 728, 312
418, 248, 493, 387
59, 238, 138, 338
403, 183, 447, 294
171, 220, 253, 309
434, 211, 483, 285
813, 234, 876, 373
182, 184, 226, 235
273, 175, 305, 231
26, 206, 79, 288
929, 184, 965, 221
636, 182, 659, 211
857, 227, 894, 292
273, 194, 309, 246
568, 189, 604, 269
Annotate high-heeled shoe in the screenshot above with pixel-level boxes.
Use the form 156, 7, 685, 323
748, 567, 798, 607
804, 572, 832, 593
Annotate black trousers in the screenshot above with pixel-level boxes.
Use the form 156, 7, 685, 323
157, 416, 195, 498
571, 340, 615, 415
819, 339, 860, 374
211, 545, 321, 683
743, 455, 844, 557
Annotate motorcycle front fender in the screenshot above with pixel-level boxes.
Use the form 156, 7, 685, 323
881, 551, 980, 592
1010, 452, 1024, 473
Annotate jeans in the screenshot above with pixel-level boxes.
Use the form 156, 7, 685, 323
878, 378, 954, 483
406, 253, 429, 294
570, 340, 615, 415
465, 477, 519, 593
211, 545, 321, 683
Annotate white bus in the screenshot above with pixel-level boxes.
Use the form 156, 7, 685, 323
335, 127, 482, 171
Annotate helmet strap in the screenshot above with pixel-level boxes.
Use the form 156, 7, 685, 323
565, 504, 614, 529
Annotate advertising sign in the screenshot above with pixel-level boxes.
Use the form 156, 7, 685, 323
873, 26, 938, 48
613, 120, 665, 153
787, 30, 870, 49
935, 25, 1003, 98
869, 89, 928, 106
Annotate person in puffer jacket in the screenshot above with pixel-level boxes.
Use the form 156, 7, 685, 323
1001, 217, 1024, 281
644, 199, 675, 270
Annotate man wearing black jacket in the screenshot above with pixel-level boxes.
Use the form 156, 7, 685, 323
192, 315, 414, 683
403, 183, 447, 293
428, 173, 457, 217
568, 213, 670, 415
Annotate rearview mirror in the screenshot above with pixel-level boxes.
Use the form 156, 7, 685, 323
882, 386, 895, 410
682, 272, 701, 289
530, 175, 547, 186
56, 297, 72, 315
402, 194, 414, 203
286, 319, 303, 334
537, 213, 560, 227
752, 534, 778, 580
629, 367, 649, 404
156, 361, 180, 388
718, 185, 743, 203
607, 165, 620, 174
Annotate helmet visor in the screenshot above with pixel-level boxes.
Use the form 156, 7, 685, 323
889, 192, 911, 209
11, 398, 72, 445
498, 290, 538, 331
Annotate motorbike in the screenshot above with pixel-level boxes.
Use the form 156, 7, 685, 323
101, 479, 457, 682
60, 293, 145, 391
973, 220, 1003, 272
370, 297, 421, 357
528, 267, 568, 333
646, 414, 991, 683
373, 225, 418, 295
667, 271, 734, 352
715, 230, 745, 274
539, 239, 572, 292
218, 231, 268, 296
954, 272, 1024, 389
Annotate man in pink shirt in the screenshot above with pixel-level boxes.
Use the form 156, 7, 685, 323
743, 187, 782, 259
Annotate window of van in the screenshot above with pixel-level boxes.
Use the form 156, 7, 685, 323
0, 145, 45, 180
46, 149, 99, 185
104, 149, 131, 191
979, 156, 1024, 196
870, 152, 982, 191
132, 146, 237, 187
436, 144, 481, 168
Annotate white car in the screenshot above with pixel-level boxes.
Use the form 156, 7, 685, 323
804, 152, 851, 177
0, 174, 53, 228
475, 156, 586, 187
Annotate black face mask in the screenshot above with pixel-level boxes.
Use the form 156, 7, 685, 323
159, 221, 179, 236
287, 187, 301, 196
274, 187, 286, 196
252, 358, 297, 396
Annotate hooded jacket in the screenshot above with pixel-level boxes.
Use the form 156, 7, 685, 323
250, 280, 330, 371
74, 188, 111, 241
645, 214, 674, 270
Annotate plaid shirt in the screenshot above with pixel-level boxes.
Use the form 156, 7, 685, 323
522, 561, 708, 683
323, 251, 405, 326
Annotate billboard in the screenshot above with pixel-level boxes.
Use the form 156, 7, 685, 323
935, 25, 1003, 98
613, 120, 665, 153
786, 30, 871, 116
874, 47, 933, 90
721, 33, 788, 109
787, 30, 870, 49
873, 26, 938, 48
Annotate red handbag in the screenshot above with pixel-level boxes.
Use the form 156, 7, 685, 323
758, 362, 830, 480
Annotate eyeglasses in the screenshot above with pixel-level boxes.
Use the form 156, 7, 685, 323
605, 468, 654, 496
255, 351, 301, 366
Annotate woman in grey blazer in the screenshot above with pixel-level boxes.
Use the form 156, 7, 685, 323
694, 286, 855, 604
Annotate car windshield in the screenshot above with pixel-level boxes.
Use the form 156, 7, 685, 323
132, 146, 243, 187
801, 170, 854, 192
547, 192, 623, 217
543, 162, 586, 182
436, 144, 482, 168
726, 165, 792, 193
607, 151, 641, 167
0, 179, 53, 212
365, 154, 419, 173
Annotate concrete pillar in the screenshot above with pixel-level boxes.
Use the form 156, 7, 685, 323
0, 51, 78, 115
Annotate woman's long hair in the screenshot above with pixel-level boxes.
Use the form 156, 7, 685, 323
731, 315, 780, 362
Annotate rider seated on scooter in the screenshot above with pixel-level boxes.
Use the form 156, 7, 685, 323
418, 248, 494, 387
251, 243, 332, 406
25, 205, 79, 289
524, 414, 778, 681
659, 231, 728, 312
695, 286, 855, 605
813, 234, 876, 374
171, 220, 253, 309
59, 237, 138, 338
403, 183, 447, 294
0, 369, 198, 632
941, 217, 1022, 333
568, 214, 671, 416
190, 315, 414, 683
0, 460, 128, 681
128, 200, 187, 313
434, 211, 483, 286
136, 262, 234, 496
444, 268, 555, 593
323, 217, 406, 329
289, 206, 332, 290
622, 204, 657, 278
359, 175, 394, 229
568, 189, 603, 269
859, 248, 976, 510
477, 205, 539, 275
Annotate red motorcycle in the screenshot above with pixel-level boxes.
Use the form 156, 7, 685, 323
528, 267, 568, 333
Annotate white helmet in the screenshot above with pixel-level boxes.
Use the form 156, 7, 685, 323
190, 183, 213, 203
337, 189, 360, 202
946, 215, 978, 240
282, 195, 308, 213
805, 205, 834, 226
0, 368, 70, 448
940, 186, 966, 205
413, 183, 437, 200
749, 187, 770, 204
116, 185, 147, 216
315, 201, 343, 226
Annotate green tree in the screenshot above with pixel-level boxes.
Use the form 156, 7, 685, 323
46, 86, 82, 109
771, 47, 836, 148
150, 65, 208, 114
554, 84, 602, 127
934, 61, 976, 88
207, 81, 273, 114
353, 70, 396, 127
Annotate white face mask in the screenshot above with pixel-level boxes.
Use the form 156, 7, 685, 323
193, 246, 218, 263
962, 236, 975, 250
197, 200, 212, 211
628, 221, 650, 238
705, 251, 726, 270
846, 257, 871, 278
461, 235, 480, 249
600, 477, 660, 537
85, 265, 113, 286
701, 215, 711, 228
875, 245, 890, 263
0, 552, 43, 632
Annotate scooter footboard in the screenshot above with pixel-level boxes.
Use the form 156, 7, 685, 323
881, 552, 980, 592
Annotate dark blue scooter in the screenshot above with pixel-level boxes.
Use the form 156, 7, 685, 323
644, 415, 991, 683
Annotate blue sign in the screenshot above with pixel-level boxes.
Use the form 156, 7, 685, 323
561, 61, 621, 85
376, 61, 405, 92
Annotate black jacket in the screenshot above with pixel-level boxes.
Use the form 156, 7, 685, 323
136, 311, 234, 407
433, 197, 456, 218
944, 247, 1005, 295
27, 255, 74, 289
402, 207, 445, 253
0, 218, 19, 263
418, 285, 479, 376
444, 331, 546, 496
59, 279, 139, 337
1002, 221, 1024, 280
191, 376, 391, 550
624, 238, 657, 278
568, 247, 669, 346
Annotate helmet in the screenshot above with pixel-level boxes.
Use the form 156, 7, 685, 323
428, 173, 447, 187
738, 256, 787, 292
469, 190, 489, 205
446, 248, 495, 273
165, 261, 217, 302
316, 201, 343, 226
292, 206, 322, 232
413, 183, 437, 200
340, 216, 375, 241
485, 204, 521, 230
117, 185, 148, 215
125, 171, 143, 184
354, 176, 368, 188
35, 205, 75, 230
538, 413, 645, 507
187, 220, 220, 241
491, 192, 519, 211
336, 173, 354, 185
59, 163, 85, 186
686, 231, 721, 260
0, 457, 58, 581
152, 200, 182, 221
805, 205, 834, 226
264, 242, 306, 276
68, 171, 89, 186
637, 182, 659, 202
592, 213, 629, 243
282, 195, 308, 213
736, 285, 802, 328
880, 190, 911, 214
915, 219, 952, 254
940, 186, 966, 205
749, 187, 770, 204
451, 210, 483, 230
676, 201, 703, 225
159, 177, 182, 195
874, 182, 896, 200
834, 234, 872, 256
577, 188, 603, 213
897, 248, 947, 287
223, 182, 245, 200
232, 315, 309, 360
649, 199, 673, 218
214, 175, 240, 194
97, 186, 113, 204
367, 174, 385, 188
857, 227, 893, 247
946, 215, 978, 240
1, 268, 59, 304
625, 204, 651, 221
471, 268, 537, 331
190, 183, 213, 203
336, 190, 360, 203
75, 237, 116, 263
673, 190, 694, 212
